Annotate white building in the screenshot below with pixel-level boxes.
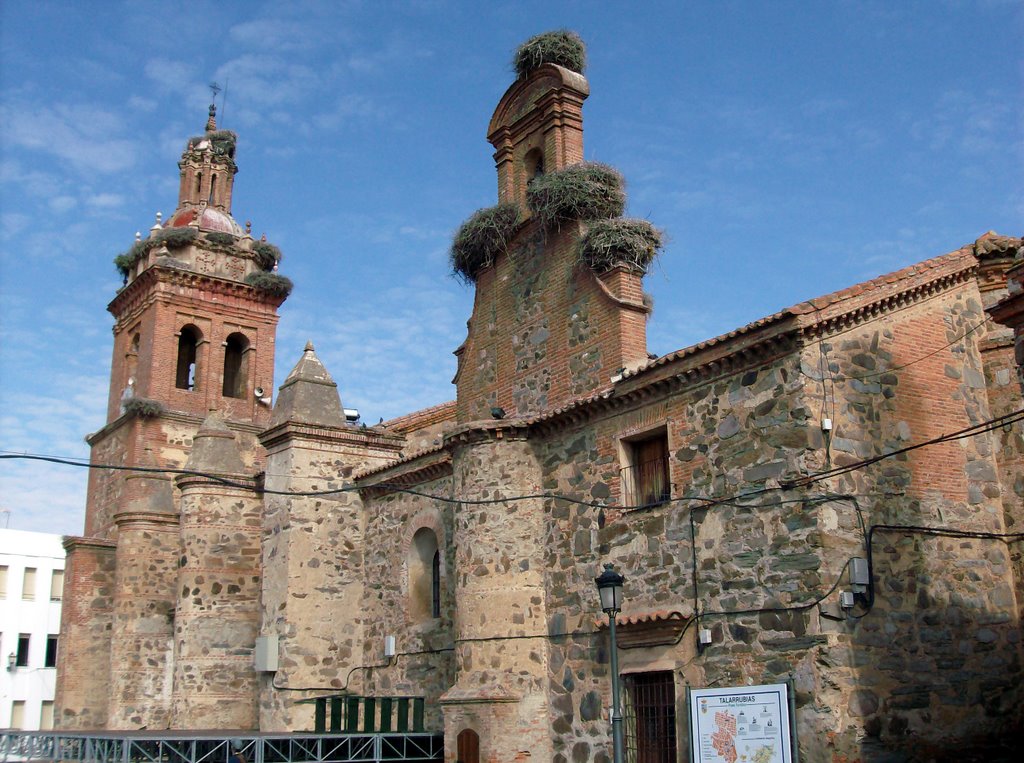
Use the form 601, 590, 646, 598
0, 530, 64, 731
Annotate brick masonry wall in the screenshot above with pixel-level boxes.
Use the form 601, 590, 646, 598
457, 221, 647, 423
54, 539, 117, 730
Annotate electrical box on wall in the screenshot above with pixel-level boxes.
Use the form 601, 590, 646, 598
850, 557, 870, 590
254, 635, 278, 672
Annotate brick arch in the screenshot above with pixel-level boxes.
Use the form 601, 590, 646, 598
403, 508, 446, 622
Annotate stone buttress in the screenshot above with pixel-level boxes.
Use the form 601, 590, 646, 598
441, 425, 552, 763
258, 343, 403, 730
172, 413, 262, 729
106, 452, 178, 728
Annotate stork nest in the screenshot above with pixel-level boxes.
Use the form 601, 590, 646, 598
246, 271, 293, 297
577, 218, 664, 275
513, 30, 586, 78
526, 162, 625, 229
450, 202, 523, 282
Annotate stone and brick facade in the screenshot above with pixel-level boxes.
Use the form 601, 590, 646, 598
57, 41, 1022, 762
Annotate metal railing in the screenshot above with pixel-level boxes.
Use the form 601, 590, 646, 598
297, 696, 426, 735
620, 456, 671, 508
0, 731, 443, 763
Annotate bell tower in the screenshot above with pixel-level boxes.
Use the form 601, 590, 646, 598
56, 101, 289, 730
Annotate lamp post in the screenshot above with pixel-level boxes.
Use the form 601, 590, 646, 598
595, 563, 625, 763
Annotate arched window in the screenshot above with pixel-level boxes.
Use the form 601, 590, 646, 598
126, 332, 140, 387
175, 325, 201, 391
456, 729, 480, 763
209, 173, 218, 204
194, 171, 202, 199
222, 332, 249, 398
524, 148, 544, 182
408, 528, 440, 622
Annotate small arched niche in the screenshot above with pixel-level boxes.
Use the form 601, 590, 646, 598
524, 147, 545, 182
408, 527, 441, 622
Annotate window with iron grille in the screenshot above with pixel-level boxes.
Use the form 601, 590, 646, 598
620, 429, 670, 507
622, 671, 677, 763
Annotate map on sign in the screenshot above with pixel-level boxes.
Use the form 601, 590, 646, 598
689, 683, 792, 763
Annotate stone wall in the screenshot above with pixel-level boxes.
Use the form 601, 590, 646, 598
106, 514, 179, 729
799, 281, 1023, 758
359, 471, 456, 732
172, 479, 263, 729
532, 346, 812, 761
259, 426, 400, 731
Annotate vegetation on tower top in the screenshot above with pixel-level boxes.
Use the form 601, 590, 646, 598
513, 30, 586, 79
526, 162, 625, 230
450, 202, 523, 282
187, 130, 238, 158
205, 231, 238, 247
577, 218, 664, 275
122, 397, 165, 419
245, 271, 293, 297
252, 241, 283, 271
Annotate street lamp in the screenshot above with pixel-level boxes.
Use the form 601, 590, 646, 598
595, 563, 625, 763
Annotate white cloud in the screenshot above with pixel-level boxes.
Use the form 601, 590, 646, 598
144, 58, 198, 94
1, 102, 138, 174
128, 95, 158, 113
87, 193, 125, 210
215, 54, 319, 109
0, 212, 31, 236
49, 196, 78, 213
0, 370, 107, 536
228, 18, 330, 52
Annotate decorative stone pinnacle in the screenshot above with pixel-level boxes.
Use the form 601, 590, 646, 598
206, 103, 217, 132
135, 231, 141, 241
305, 340, 315, 353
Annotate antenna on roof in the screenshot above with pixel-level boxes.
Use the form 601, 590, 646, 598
220, 78, 229, 127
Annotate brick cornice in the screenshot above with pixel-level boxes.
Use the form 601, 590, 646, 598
259, 420, 406, 452
796, 253, 978, 340
112, 510, 180, 529
86, 408, 264, 446
62, 536, 117, 554
175, 471, 260, 492
988, 289, 1024, 330
108, 263, 285, 320
356, 449, 453, 498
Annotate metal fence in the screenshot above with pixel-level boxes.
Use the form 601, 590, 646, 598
0, 732, 443, 763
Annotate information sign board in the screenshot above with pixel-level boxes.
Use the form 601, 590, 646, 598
689, 682, 793, 763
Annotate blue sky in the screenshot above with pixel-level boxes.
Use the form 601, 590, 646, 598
1, 0, 1020, 535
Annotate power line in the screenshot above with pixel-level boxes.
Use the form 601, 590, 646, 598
2, 407, 1020, 512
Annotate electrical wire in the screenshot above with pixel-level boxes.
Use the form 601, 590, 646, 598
3, 408, 1019, 514
798, 317, 993, 384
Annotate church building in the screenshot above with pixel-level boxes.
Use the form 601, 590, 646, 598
56, 33, 1023, 762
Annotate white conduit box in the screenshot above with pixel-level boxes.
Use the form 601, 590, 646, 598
384, 635, 397, 658
254, 635, 279, 672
